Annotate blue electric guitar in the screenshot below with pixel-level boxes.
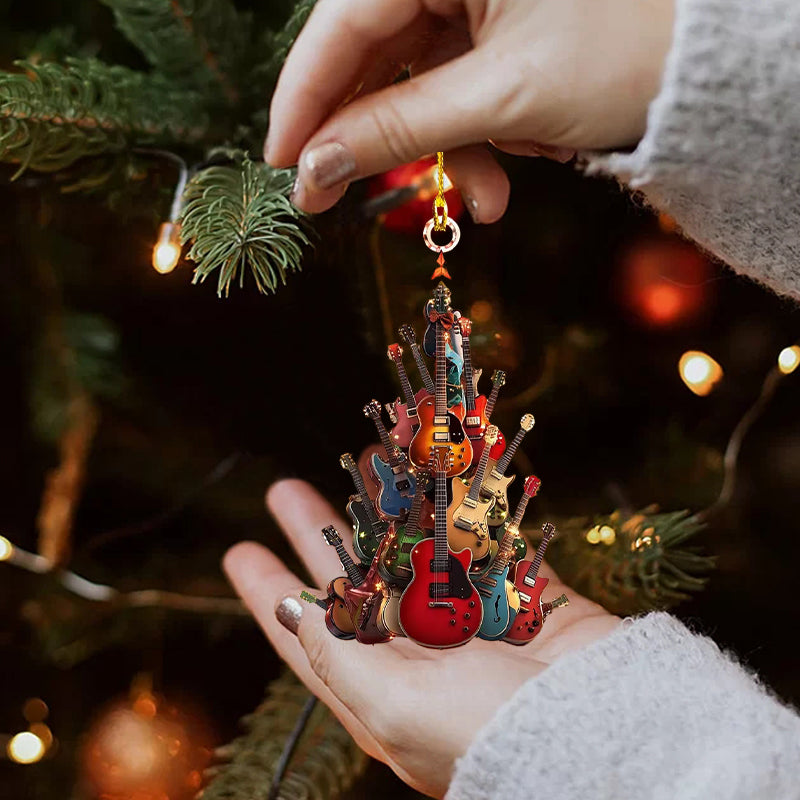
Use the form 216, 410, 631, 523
476, 475, 541, 640
363, 400, 417, 519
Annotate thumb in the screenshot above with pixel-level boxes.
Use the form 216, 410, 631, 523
291, 49, 527, 213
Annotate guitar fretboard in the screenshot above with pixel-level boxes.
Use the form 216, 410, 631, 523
484, 378, 503, 421
435, 324, 448, 417
433, 468, 450, 572
370, 412, 405, 469
406, 476, 428, 531
462, 331, 477, 412
525, 534, 553, 585
490, 492, 533, 575
495, 426, 528, 476
346, 464, 382, 527
393, 357, 418, 412
335, 541, 364, 586
410, 343, 435, 395
467, 440, 493, 502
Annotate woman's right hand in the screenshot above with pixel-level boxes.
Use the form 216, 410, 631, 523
266, 0, 675, 220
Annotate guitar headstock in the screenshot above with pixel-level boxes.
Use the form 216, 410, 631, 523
523, 475, 542, 498
300, 590, 320, 605
484, 425, 499, 447
541, 521, 558, 542
550, 593, 569, 610
398, 324, 417, 345
433, 281, 451, 314
430, 445, 453, 474
321, 525, 343, 547
363, 399, 383, 421
414, 469, 433, 493
387, 343, 403, 363
492, 369, 507, 388
459, 317, 472, 336
520, 413, 535, 432
339, 453, 357, 472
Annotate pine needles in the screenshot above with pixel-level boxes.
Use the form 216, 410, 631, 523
181, 155, 311, 297
203, 671, 369, 800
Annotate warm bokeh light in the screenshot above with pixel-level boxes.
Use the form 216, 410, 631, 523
8, 731, 45, 764
152, 222, 182, 274
0, 535, 12, 561
22, 698, 49, 724
778, 345, 800, 375
469, 300, 494, 324
599, 525, 617, 545
586, 525, 602, 545
679, 351, 723, 396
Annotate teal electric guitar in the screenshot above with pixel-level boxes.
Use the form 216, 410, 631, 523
477, 475, 541, 640
340, 453, 390, 564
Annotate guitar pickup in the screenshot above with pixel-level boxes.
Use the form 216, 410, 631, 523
433, 416, 449, 425
466, 416, 481, 427
433, 432, 449, 442
518, 591, 531, 604
396, 479, 411, 493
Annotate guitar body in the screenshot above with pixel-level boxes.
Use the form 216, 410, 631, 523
325, 576, 356, 639
504, 563, 550, 645
467, 398, 507, 463
345, 585, 392, 644
408, 397, 473, 476
379, 586, 404, 636
481, 465, 516, 525
447, 477, 494, 560
368, 453, 416, 519
476, 566, 520, 640
388, 388, 430, 448
399, 539, 482, 648
380, 521, 428, 582
346, 495, 387, 564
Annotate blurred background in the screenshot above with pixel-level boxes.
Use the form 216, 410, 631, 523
3, 1, 800, 799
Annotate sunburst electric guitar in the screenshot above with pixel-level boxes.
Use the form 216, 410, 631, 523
446, 425, 499, 560
476, 475, 541, 640
504, 522, 561, 645
480, 413, 536, 527
363, 400, 417, 519
408, 286, 473, 477
320, 526, 366, 640
399, 447, 482, 648
340, 453, 390, 564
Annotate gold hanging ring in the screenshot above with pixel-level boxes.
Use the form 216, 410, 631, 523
423, 215, 460, 253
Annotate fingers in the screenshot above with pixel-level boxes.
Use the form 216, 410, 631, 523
492, 139, 575, 163
266, 479, 353, 588
223, 541, 392, 761
444, 146, 510, 224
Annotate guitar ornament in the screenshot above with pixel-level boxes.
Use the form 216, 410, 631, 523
408, 285, 473, 476
504, 522, 560, 645
363, 400, 417, 519
380, 469, 433, 583
344, 534, 394, 644
340, 453, 391, 564
446, 425, 499, 559
476, 476, 542, 640
398, 324, 435, 396
399, 446, 482, 648
386, 343, 430, 448
481, 413, 536, 526
321, 525, 366, 640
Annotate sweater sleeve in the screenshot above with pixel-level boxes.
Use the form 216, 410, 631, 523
446, 613, 800, 800
585, 0, 800, 300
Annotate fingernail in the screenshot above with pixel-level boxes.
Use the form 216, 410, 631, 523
303, 142, 356, 190
276, 596, 303, 635
465, 195, 480, 223
289, 176, 302, 206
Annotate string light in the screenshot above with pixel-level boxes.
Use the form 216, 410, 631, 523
777, 345, 800, 375
0, 535, 12, 561
586, 525, 602, 544
152, 222, 182, 274
7, 731, 45, 764
599, 525, 616, 545
679, 350, 723, 396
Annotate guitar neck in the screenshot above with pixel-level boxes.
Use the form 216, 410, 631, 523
435, 324, 448, 416
484, 379, 502, 421
467, 443, 493, 502
372, 416, 404, 469
491, 529, 518, 575
525, 536, 553, 585
510, 493, 532, 530
461, 334, 476, 412
411, 343, 435, 395
406, 482, 427, 531
395, 360, 418, 411
335, 541, 364, 585
347, 466, 381, 526
495, 426, 527, 475
433, 468, 450, 570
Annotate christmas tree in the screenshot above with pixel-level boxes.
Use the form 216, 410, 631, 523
3, 2, 800, 798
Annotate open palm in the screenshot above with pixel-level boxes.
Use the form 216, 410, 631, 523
224, 479, 619, 798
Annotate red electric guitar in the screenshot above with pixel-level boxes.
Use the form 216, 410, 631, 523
399, 446, 482, 648
504, 522, 559, 645
344, 534, 394, 644
386, 343, 430, 448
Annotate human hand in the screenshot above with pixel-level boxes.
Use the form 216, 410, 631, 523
224, 479, 620, 798
266, 0, 674, 221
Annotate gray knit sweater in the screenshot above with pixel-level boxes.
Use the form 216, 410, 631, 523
448, 1, 800, 797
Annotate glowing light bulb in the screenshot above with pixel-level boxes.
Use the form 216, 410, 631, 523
0, 535, 12, 561
586, 525, 601, 545
152, 222, 181, 274
599, 525, 616, 545
8, 731, 45, 764
778, 346, 800, 375
679, 351, 723, 396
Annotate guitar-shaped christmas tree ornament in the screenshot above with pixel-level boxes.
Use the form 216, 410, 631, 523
481, 413, 536, 526
399, 446, 482, 648
446, 425, 499, 560
386, 343, 429, 448
339, 453, 390, 564
408, 285, 473, 476
476, 476, 541, 640
364, 400, 417, 518
505, 522, 563, 645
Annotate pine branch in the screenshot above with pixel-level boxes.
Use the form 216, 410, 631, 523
260, 0, 317, 89
203, 671, 369, 800
0, 58, 206, 175
541, 507, 715, 616
180, 154, 311, 297
100, 0, 250, 103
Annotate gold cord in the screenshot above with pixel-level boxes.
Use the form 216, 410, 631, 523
433, 151, 447, 231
